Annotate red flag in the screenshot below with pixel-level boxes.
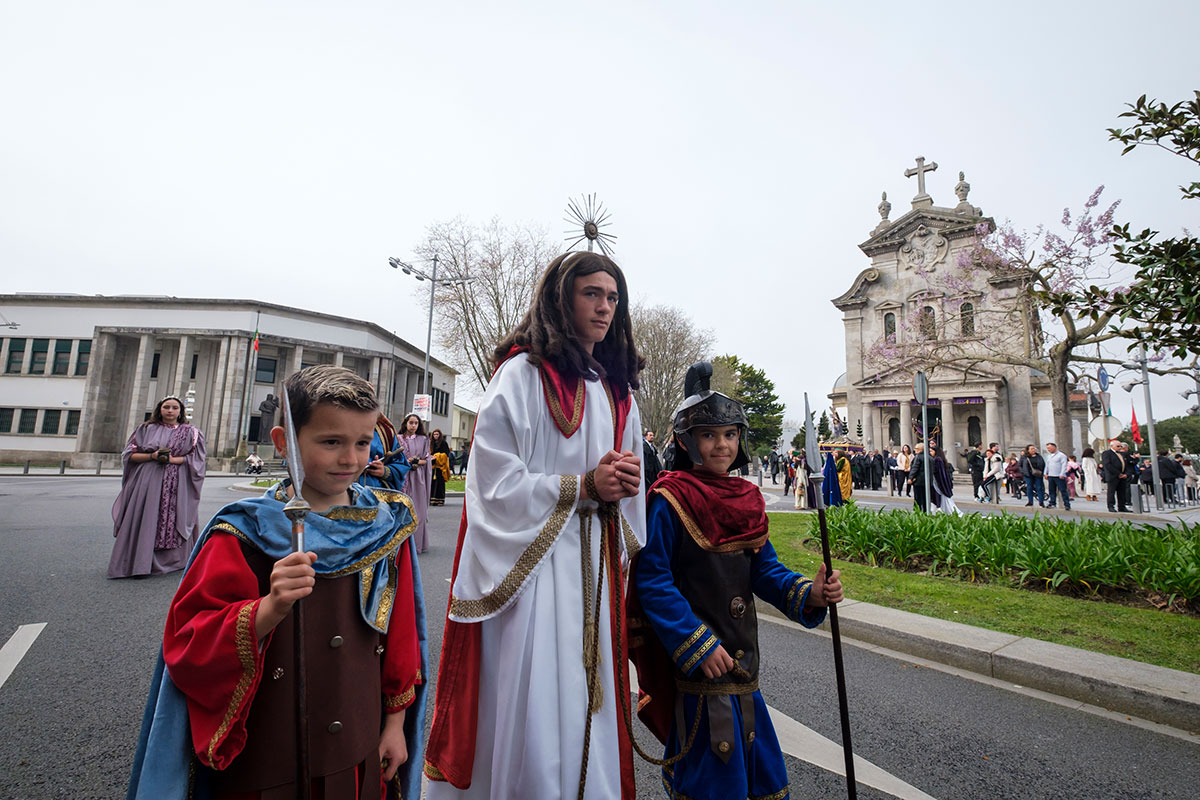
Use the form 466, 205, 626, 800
1130, 405, 1143, 445
252, 325, 259, 352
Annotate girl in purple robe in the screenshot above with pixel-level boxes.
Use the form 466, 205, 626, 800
108, 396, 207, 578
399, 413, 432, 553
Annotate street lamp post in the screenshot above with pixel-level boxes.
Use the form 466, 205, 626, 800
1122, 346, 1164, 510
387, 255, 474, 415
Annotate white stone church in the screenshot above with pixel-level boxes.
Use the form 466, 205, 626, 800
829, 158, 1087, 469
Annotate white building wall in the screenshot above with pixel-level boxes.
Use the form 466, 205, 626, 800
0, 295, 456, 466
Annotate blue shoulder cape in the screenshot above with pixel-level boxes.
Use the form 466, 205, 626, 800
126, 482, 430, 800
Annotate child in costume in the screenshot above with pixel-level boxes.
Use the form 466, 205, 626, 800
630, 362, 842, 800
127, 365, 429, 800
361, 412, 411, 491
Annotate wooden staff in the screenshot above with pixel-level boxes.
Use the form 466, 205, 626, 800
804, 393, 857, 799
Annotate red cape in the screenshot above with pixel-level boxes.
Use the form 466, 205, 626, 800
424, 348, 634, 796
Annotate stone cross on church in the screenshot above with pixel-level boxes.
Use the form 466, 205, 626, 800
904, 156, 938, 206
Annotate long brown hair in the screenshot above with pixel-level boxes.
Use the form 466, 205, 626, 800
400, 413, 426, 437
493, 251, 644, 390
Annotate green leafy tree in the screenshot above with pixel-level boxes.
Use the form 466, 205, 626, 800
818, 411, 831, 441
711, 355, 784, 453
1044, 92, 1200, 360
792, 429, 805, 451
1116, 415, 1200, 455
856, 419, 863, 439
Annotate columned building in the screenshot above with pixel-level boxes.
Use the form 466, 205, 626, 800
829, 163, 1086, 468
0, 295, 456, 470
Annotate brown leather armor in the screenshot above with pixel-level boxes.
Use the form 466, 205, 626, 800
211, 543, 384, 793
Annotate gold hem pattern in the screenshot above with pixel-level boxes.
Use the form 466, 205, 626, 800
447, 474, 579, 619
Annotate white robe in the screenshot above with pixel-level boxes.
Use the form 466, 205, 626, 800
428, 353, 647, 800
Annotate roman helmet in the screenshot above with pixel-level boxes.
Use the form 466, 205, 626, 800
665, 361, 751, 472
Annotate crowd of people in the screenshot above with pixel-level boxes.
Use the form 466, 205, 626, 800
754, 438, 1199, 515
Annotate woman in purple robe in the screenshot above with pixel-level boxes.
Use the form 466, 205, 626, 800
108, 396, 207, 578
399, 413, 431, 553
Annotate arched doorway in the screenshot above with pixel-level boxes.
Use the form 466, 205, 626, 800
912, 406, 942, 445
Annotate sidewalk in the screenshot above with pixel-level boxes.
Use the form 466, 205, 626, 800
0, 466, 243, 478
753, 473, 1200, 526
750, 474, 1200, 733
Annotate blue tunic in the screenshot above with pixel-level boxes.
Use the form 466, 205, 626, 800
634, 495, 827, 800
359, 428, 411, 491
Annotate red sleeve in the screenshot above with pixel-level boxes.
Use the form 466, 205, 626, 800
163, 533, 272, 770
381, 542, 422, 713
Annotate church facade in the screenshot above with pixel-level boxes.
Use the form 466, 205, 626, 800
829, 159, 1086, 469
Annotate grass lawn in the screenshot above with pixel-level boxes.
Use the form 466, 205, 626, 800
446, 476, 466, 492
768, 512, 1200, 675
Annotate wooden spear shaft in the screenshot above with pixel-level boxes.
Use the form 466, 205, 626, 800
815, 493, 857, 799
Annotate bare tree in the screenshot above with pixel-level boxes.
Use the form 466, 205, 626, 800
413, 217, 560, 392
631, 302, 716, 442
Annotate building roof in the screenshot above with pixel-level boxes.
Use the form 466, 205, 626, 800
0, 293, 457, 374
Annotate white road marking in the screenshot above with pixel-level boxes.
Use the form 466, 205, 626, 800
0, 623, 47, 691
767, 703, 938, 799
628, 659, 938, 799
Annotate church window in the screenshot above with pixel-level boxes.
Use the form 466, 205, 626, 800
918, 306, 936, 340
884, 313, 896, 343
961, 303, 976, 336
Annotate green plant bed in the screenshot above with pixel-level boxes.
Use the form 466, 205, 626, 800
250, 478, 279, 488
768, 511, 1200, 675
446, 477, 466, 492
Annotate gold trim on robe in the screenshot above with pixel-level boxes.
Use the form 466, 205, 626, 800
448, 474, 579, 619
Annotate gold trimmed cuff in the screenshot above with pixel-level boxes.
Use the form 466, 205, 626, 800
424, 761, 447, 781
680, 634, 719, 674
787, 577, 813, 619
672, 624, 709, 662
384, 684, 415, 711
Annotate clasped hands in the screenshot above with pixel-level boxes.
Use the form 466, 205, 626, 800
587, 450, 641, 502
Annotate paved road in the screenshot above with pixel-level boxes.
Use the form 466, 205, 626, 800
0, 476, 1196, 799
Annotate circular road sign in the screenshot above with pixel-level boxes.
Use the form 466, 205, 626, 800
1098, 366, 1110, 392
913, 371, 929, 405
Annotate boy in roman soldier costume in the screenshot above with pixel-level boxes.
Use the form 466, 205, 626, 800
425, 250, 646, 799
630, 362, 843, 800
127, 366, 429, 800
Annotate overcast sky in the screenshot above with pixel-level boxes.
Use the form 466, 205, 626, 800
2, 1, 1197, 427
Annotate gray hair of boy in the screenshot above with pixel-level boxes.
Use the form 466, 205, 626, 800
283, 365, 379, 431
